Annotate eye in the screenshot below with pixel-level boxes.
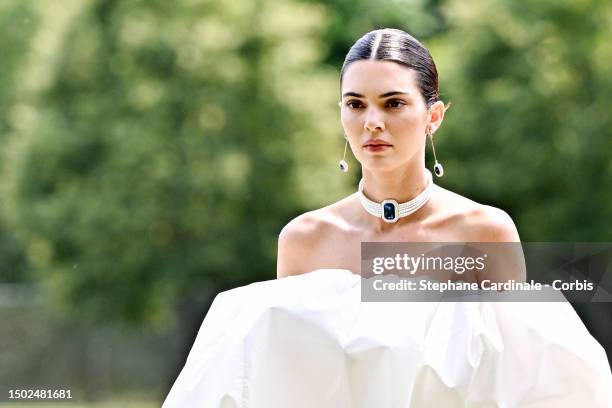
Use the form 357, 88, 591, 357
345, 100, 363, 109
387, 99, 406, 109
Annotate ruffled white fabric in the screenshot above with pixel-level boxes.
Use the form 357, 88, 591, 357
163, 269, 612, 408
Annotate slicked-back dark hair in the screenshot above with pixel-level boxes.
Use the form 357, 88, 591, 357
340, 28, 440, 108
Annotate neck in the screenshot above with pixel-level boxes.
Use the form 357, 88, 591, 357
360, 165, 429, 204
355, 163, 434, 231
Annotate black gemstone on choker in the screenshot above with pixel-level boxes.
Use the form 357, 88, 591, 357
357, 169, 434, 223
383, 202, 396, 221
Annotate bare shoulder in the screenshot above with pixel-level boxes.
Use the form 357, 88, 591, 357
434, 186, 520, 242
466, 204, 520, 242
276, 204, 345, 279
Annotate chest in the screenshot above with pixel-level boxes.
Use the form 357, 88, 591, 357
315, 220, 469, 273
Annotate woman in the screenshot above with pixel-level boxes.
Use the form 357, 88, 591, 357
278, 28, 520, 280
164, 29, 611, 408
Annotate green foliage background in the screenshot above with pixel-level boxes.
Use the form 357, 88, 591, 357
0, 0, 610, 399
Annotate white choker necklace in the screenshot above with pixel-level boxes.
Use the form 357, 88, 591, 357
358, 169, 434, 223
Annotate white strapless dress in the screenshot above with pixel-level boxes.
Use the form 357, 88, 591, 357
163, 269, 611, 408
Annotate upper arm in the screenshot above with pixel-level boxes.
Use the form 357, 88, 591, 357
276, 214, 321, 279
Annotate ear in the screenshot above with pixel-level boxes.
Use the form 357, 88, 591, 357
428, 100, 446, 134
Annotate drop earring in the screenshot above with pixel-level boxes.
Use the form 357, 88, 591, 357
428, 129, 444, 177
339, 134, 349, 173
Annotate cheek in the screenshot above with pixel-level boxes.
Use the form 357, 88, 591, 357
341, 112, 361, 130
393, 111, 427, 132
340, 116, 361, 144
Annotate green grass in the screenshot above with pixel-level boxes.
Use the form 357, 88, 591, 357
0, 398, 161, 408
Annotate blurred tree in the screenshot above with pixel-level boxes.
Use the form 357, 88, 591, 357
431, 0, 612, 241
0, 1, 39, 283
0, 0, 352, 378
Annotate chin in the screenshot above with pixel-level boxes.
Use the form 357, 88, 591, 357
360, 158, 406, 174
362, 149, 422, 172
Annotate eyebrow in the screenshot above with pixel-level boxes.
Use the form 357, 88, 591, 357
342, 91, 410, 99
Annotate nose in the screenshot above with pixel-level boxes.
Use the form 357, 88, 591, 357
364, 107, 385, 133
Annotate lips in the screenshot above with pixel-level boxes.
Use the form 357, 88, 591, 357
363, 140, 392, 147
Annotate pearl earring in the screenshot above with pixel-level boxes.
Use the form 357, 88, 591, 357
339, 134, 348, 172
427, 128, 444, 177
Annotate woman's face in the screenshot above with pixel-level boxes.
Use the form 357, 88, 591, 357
340, 59, 433, 173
